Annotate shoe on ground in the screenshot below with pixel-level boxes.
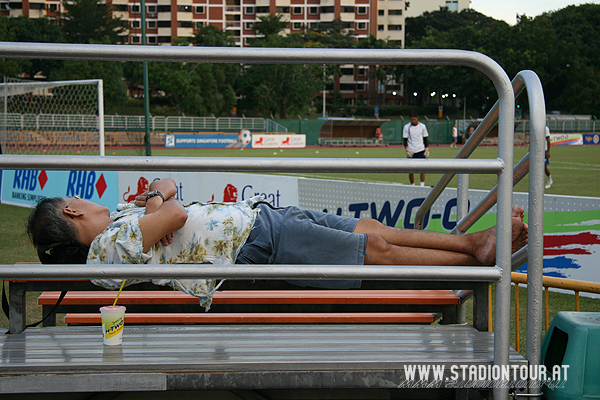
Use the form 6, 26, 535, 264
545, 176, 553, 189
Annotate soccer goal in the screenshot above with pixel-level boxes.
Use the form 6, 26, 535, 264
0, 78, 104, 155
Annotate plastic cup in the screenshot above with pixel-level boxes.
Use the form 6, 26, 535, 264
100, 305, 126, 346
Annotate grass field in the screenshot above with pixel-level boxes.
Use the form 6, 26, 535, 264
1, 143, 599, 355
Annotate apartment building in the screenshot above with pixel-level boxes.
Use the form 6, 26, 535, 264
404, 0, 470, 18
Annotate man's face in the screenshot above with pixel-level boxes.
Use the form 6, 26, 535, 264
410, 116, 419, 125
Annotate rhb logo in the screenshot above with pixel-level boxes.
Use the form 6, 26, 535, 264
13, 170, 107, 200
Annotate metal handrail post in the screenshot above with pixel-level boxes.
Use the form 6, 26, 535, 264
493, 64, 515, 400
516, 70, 546, 397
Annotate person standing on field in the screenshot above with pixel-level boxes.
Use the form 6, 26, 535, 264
451, 123, 458, 148
545, 126, 553, 189
403, 111, 429, 187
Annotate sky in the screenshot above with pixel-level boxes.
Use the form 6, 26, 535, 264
470, 0, 600, 25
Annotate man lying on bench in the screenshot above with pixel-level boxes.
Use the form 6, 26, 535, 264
26, 178, 528, 308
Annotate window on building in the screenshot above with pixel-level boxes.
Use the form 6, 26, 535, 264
7, 2, 22, 9
356, 22, 366, 30
245, 22, 253, 29
195, 6, 204, 13
308, 6, 318, 14
147, 5, 156, 14
130, 4, 140, 13
244, 6, 253, 14
445, 0, 458, 11
178, 21, 193, 27
29, 3, 44, 10
47, 3, 58, 12
147, 36, 157, 44
321, 6, 334, 13
358, 68, 366, 76
255, 6, 269, 13
357, 6, 367, 14
292, 6, 302, 14
131, 36, 141, 44
275, 6, 289, 13
113, 4, 127, 11
196, 21, 204, 28
157, 5, 170, 12
377, 25, 384, 31
131, 20, 140, 28
147, 20, 156, 29
387, 24, 401, 30
378, 9, 384, 15
158, 20, 171, 27
308, 22, 318, 29
341, 6, 354, 12
293, 22, 303, 30
388, 9, 402, 15
178, 5, 191, 12
158, 36, 171, 43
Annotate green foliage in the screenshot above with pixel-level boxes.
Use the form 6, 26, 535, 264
59, 0, 127, 44
48, 60, 128, 114
250, 14, 289, 39
0, 15, 65, 78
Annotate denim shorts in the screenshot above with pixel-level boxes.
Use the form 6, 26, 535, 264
236, 203, 366, 289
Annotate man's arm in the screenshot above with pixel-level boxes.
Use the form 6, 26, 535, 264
136, 179, 188, 252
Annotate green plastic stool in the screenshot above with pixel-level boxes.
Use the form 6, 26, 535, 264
542, 312, 600, 399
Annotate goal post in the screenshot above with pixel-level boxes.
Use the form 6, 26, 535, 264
0, 78, 105, 156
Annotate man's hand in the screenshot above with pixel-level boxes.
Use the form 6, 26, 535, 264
406, 149, 414, 158
134, 190, 149, 207
424, 148, 430, 158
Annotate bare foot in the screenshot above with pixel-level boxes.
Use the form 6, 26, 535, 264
472, 206, 528, 265
472, 226, 497, 265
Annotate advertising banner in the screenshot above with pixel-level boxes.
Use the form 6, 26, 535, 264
252, 134, 306, 149
583, 133, 600, 145
550, 133, 583, 146
164, 134, 246, 148
1, 169, 119, 208
118, 172, 299, 208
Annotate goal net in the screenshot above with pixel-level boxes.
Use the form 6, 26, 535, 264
0, 78, 104, 155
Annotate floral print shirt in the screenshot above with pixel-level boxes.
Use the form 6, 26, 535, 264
88, 196, 261, 309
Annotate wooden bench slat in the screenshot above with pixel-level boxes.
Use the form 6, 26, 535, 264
39, 289, 460, 306
65, 312, 439, 324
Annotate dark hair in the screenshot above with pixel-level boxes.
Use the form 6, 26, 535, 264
409, 111, 418, 118
27, 197, 88, 264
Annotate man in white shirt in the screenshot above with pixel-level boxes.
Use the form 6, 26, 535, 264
545, 126, 553, 189
403, 111, 430, 186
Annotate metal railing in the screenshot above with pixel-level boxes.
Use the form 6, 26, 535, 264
412, 70, 547, 398
0, 41, 528, 399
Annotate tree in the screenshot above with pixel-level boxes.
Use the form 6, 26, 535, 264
48, 59, 128, 114
251, 14, 288, 40
60, 0, 127, 44
0, 15, 65, 78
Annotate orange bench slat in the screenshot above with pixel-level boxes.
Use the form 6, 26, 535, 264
64, 312, 438, 324
39, 289, 459, 306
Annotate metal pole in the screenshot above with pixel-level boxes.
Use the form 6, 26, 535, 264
97, 79, 105, 156
141, 0, 151, 156
518, 70, 546, 397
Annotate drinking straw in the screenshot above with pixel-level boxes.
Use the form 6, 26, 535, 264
112, 280, 127, 307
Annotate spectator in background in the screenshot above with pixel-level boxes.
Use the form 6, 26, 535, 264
403, 111, 429, 187
451, 123, 458, 148
545, 127, 553, 189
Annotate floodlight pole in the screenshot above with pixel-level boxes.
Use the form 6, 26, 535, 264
141, 0, 151, 156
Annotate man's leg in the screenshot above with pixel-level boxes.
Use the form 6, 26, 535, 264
354, 206, 528, 266
409, 173, 415, 185
420, 173, 426, 186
